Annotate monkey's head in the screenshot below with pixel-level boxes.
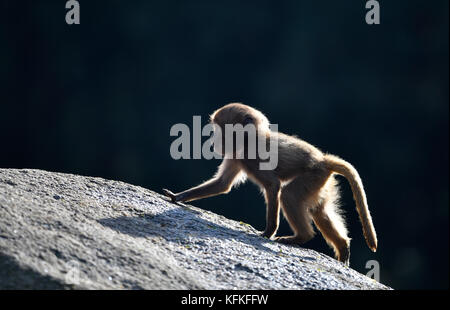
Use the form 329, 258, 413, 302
210, 103, 271, 157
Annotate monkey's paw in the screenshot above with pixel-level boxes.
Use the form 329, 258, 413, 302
274, 236, 303, 245
162, 188, 178, 203
259, 231, 275, 239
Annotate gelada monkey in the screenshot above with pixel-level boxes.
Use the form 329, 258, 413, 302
163, 103, 377, 265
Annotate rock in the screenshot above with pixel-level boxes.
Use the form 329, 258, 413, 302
0, 168, 390, 289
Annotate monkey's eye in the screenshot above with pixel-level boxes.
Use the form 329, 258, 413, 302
243, 116, 253, 125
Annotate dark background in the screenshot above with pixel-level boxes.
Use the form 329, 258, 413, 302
1, 0, 448, 289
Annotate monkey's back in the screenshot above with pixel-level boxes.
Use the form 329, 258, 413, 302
274, 132, 327, 181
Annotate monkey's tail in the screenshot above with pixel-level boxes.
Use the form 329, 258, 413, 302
324, 154, 377, 252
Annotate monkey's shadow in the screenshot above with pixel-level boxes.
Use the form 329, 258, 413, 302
97, 200, 281, 256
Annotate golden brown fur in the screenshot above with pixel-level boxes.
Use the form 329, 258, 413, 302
163, 103, 377, 265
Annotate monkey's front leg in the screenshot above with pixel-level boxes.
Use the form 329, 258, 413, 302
162, 159, 242, 203
261, 183, 281, 239
163, 178, 230, 203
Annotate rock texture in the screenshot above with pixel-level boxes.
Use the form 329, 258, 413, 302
0, 168, 389, 289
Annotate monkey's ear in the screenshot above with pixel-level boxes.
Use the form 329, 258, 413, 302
243, 116, 254, 125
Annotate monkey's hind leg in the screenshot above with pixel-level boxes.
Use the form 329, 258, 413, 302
311, 177, 351, 265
